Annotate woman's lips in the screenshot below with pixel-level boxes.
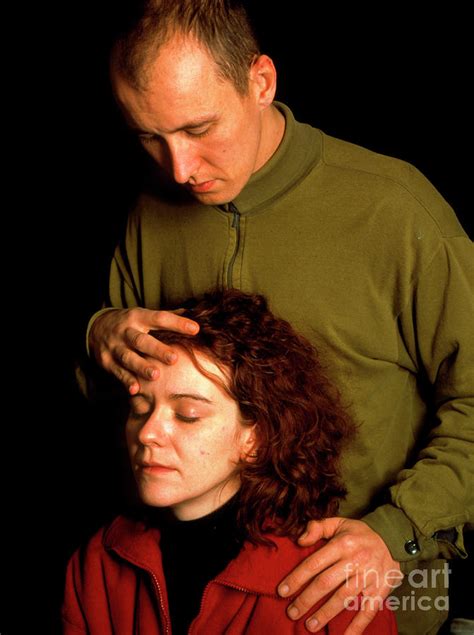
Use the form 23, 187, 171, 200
139, 462, 176, 474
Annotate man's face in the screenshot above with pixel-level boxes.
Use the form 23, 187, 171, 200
112, 36, 267, 205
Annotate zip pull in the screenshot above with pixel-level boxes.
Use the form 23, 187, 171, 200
228, 202, 240, 227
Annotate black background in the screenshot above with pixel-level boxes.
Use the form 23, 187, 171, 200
5, 3, 472, 633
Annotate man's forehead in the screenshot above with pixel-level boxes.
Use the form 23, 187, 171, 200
145, 32, 220, 87
112, 54, 238, 135
113, 75, 221, 133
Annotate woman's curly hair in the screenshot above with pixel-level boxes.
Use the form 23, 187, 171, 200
152, 288, 356, 543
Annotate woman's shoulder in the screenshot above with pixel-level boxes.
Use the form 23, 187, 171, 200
69, 514, 158, 568
214, 534, 326, 595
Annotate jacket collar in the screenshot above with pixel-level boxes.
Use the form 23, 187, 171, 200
104, 515, 323, 598
144, 102, 322, 216
230, 102, 322, 215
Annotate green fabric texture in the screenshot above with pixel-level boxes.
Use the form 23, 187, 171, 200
86, 103, 474, 633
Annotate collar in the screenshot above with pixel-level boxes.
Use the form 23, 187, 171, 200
144, 102, 322, 215
230, 102, 322, 215
104, 515, 324, 598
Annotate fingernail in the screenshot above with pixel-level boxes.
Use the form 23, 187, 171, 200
147, 368, 158, 379
299, 531, 308, 541
186, 322, 198, 333
166, 352, 177, 363
306, 618, 319, 632
129, 383, 139, 395
288, 606, 299, 619
278, 584, 290, 597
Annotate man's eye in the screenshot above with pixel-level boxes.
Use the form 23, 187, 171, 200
187, 128, 211, 138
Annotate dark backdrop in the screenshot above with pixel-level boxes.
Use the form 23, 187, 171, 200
6, 4, 472, 634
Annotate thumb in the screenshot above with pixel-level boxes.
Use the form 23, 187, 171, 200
298, 517, 344, 545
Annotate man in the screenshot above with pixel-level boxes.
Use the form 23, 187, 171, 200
85, 1, 474, 633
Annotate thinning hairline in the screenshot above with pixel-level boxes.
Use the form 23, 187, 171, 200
112, 27, 251, 95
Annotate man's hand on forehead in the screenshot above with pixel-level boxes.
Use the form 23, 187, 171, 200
89, 307, 200, 394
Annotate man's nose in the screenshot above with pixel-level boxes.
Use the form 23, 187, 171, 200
167, 137, 200, 184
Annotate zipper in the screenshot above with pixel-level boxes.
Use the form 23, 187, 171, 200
188, 580, 213, 634
149, 570, 171, 634
189, 579, 264, 634
111, 543, 171, 634
226, 202, 241, 288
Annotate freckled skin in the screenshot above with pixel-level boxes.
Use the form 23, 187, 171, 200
126, 349, 255, 520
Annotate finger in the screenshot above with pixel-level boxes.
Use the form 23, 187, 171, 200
343, 603, 382, 635
278, 536, 345, 597
123, 330, 179, 367
298, 517, 344, 545
147, 310, 199, 334
108, 360, 141, 395
301, 581, 365, 632
113, 343, 164, 382
284, 563, 349, 621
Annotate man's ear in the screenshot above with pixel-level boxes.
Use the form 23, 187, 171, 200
249, 54, 277, 110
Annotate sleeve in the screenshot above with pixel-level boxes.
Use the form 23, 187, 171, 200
362, 233, 474, 566
76, 205, 145, 399
88, 203, 146, 346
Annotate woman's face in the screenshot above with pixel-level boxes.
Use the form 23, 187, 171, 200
126, 348, 255, 520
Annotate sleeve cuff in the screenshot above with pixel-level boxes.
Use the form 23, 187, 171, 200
85, 307, 119, 357
360, 504, 467, 564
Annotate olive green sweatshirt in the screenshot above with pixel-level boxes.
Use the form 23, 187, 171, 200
88, 103, 473, 633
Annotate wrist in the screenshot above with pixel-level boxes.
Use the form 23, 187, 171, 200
86, 307, 120, 358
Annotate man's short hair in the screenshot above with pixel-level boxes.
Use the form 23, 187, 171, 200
112, 0, 261, 95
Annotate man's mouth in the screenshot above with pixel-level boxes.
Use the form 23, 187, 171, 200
188, 179, 216, 193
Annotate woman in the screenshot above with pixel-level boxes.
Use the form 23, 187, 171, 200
63, 289, 397, 634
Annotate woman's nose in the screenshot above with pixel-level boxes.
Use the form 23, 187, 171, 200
137, 410, 173, 446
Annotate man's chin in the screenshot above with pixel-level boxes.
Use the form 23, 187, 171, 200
188, 187, 235, 206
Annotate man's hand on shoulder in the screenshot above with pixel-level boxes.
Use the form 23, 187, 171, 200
278, 517, 403, 634
88, 307, 200, 394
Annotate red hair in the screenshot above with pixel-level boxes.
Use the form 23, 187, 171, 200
152, 289, 356, 543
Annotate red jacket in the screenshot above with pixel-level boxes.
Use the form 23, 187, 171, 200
62, 515, 397, 634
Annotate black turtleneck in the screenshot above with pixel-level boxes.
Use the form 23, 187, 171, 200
156, 495, 244, 635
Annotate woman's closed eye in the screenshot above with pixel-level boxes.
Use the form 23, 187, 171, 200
175, 412, 201, 423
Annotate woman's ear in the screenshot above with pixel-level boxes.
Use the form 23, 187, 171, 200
240, 424, 258, 461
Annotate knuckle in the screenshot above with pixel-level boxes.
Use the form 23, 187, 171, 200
154, 310, 168, 324
97, 350, 111, 368
340, 534, 357, 551
127, 329, 146, 350
302, 555, 321, 576
306, 520, 320, 536
111, 365, 125, 382
316, 573, 336, 593
119, 349, 131, 366
293, 592, 314, 613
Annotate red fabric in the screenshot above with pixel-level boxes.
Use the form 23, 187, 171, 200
62, 515, 398, 634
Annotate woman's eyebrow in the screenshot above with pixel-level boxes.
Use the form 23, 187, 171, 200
169, 393, 213, 404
